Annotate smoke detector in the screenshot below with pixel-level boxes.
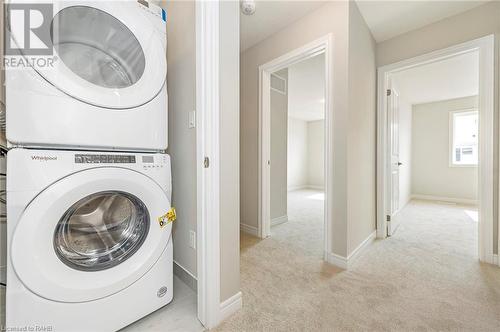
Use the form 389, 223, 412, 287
241, 0, 256, 15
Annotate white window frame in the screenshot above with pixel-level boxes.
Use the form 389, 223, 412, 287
449, 108, 479, 168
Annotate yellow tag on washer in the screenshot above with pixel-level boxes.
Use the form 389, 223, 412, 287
158, 207, 176, 228
167, 207, 177, 222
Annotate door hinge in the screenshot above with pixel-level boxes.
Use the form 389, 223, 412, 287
386, 214, 391, 222
204, 157, 210, 168
386, 89, 392, 96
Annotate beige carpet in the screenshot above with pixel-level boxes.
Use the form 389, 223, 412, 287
216, 197, 500, 331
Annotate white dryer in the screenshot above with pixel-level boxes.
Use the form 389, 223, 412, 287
6, 0, 168, 151
6, 148, 173, 331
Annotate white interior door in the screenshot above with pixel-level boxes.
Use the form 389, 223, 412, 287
387, 82, 401, 236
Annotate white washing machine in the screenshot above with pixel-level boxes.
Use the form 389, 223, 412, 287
6, 148, 174, 331
6, 0, 168, 151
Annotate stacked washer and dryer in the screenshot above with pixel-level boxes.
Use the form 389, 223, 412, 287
5, 1, 174, 331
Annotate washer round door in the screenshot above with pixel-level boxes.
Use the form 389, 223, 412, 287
11, 168, 172, 303
7, 1, 166, 109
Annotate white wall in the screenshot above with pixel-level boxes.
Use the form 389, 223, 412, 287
270, 70, 288, 220
164, 0, 197, 278
346, 3, 377, 255
307, 120, 324, 189
286, 53, 325, 192
163, 1, 240, 303
398, 95, 413, 209
412, 96, 478, 202
219, 0, 241, 302
287, 117, 308, 190
287, 118, 325, 191
287, 54, 325, 121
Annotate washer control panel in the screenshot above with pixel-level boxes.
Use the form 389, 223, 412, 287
75, 154, 136, 164
141, 155, 168, 169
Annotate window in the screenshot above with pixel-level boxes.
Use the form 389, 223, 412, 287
450, 110, 478, 166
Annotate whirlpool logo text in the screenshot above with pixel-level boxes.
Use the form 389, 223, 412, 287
31, 155, 57, 161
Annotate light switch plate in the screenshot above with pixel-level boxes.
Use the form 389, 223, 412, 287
189, 230, 196, 249
188, 111, 196, 129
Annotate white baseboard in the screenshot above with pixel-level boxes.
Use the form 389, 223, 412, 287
173, 260, 197, 292
347, 231, 376, 264
493, 254, 499, 266
240, 223, 259, 237
288, 185, 324, 192
271, 215, 288, 227
325, 252, 348, 269
287, 185, 307, 192
307, 185, 324, 190
219, 291, 242, 323
411, 194, 477, 206
325, 231, 376, 270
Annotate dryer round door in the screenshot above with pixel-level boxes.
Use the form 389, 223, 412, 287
8, 1, 166, 109
11, 167, 172, 303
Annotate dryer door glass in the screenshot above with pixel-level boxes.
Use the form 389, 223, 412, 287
51, 6, 146, 89
54, 191, 150, 271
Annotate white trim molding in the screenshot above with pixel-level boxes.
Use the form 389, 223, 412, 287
173, 261, 197, 292
258, 34, 334, 263
347, 231, 377, 265
287, 185, 308, 192
411, 194, 478, 206
271, 215, 288, 227
326, 231, 376, 270
448, 108, 479, 168
196, 0, 221, 328
307, 185, 325, 191
240, 223, 259, 237
219, 292, 242, 323
376, 35, 495, 265
326, 253, 348, 270
287, 185, 325, 192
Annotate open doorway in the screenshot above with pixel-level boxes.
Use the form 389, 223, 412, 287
377, 36, 495, 263
268, 53, 325, 256
255, 35, 333, 261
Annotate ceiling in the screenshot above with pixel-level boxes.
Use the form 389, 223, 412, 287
239, 1, 489, 50
286, 53, 325, 122
240, 1, 325, 51
391, 51, 479, 106
355, 0, 489, 42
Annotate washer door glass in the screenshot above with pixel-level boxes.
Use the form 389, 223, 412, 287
51, 6, 146, 89
54, 191, 149, 271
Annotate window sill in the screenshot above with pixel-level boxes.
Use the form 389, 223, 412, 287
449, 164, 478, 168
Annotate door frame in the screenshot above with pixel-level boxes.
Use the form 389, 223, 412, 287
196, 0, 221, 328
376, 35, 496, 264
258, 34, 334, 260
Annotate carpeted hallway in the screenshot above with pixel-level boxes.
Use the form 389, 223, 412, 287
216, 196, 500, 331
